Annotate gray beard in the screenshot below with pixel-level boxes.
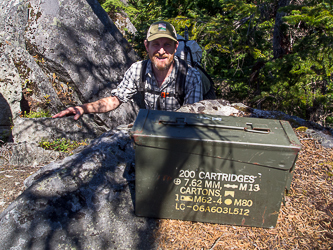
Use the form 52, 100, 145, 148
151, 56, 174, 71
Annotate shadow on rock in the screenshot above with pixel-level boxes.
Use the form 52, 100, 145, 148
0, 129, 157, 250
0, 93, 13, 143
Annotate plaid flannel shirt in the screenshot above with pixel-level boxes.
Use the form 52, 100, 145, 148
111, 56, 203, 111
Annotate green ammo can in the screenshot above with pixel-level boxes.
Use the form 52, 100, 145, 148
130, 109, 301, 228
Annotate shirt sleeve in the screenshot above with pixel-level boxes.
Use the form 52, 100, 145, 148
184, 66, 203, 104
111, 62, 141, 103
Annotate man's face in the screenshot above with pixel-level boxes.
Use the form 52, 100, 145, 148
145, 37, 178, 72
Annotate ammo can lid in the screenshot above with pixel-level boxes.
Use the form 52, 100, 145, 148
131, 109, 301, 170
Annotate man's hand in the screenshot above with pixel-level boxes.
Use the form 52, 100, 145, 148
52, 106, 84, 120
52, 96, 121, 120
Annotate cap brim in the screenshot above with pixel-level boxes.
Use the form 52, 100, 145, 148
147, 34, 178, 42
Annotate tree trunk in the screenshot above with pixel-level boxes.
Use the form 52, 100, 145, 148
273, 0, 291, 59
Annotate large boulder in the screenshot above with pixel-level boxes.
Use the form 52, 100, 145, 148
0, 129, 157, 250
0, 0, 141, 142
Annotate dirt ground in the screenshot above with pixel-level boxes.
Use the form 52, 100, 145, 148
1, 131, 332, 249
0, 165, 42, 214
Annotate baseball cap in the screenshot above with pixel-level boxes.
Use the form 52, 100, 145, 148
146, 21, 178, 42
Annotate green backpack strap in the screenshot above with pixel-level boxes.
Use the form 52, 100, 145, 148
138, 59, 148, 98
175, 58, 188, 106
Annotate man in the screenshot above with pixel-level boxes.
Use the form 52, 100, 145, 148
52, 21, 203, 120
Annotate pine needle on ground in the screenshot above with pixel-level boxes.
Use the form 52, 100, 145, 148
154, 131, 333, 249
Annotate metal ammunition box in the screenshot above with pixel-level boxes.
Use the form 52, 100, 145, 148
131, 109, 301, 228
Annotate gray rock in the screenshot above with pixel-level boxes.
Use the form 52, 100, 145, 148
314, 131, 333, 148
0, 56, 21, 127
114, 13, 137, 36
305, 129, 333, 148
178, 99, 240, 116
0, 130, 157, 250
0, 0, 141, 141
0, 142, 67, 167
12, 115, 109, 143
105, 0, 137, 36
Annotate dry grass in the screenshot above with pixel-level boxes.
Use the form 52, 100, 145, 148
154, 131, 333, 249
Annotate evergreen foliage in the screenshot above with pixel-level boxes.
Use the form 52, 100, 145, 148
99, 0, 333, 125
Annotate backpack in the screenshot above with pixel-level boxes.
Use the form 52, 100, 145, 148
176, 29, 216, 100
139, 28, 215, 108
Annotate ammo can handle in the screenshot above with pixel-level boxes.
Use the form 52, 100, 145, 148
159, 120, 270, 134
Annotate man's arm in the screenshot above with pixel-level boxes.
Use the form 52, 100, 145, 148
53, 61, 141, 120
52, 96, 121, 120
